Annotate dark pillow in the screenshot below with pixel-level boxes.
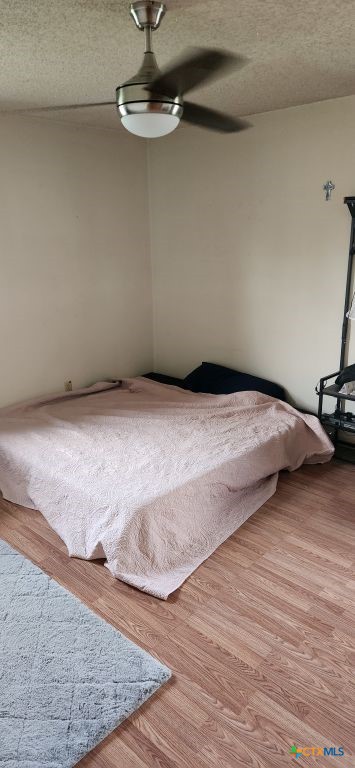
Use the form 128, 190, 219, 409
184, 362, 286, 401
143, 372, 187, 388
335, 364, 355, 387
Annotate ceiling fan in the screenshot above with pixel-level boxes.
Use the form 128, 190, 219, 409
18, 1, 251, 139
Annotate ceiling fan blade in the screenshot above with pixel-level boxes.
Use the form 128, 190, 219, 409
4, 101, 116, 113
182, 101, 251, 133
145, 47, 247, 99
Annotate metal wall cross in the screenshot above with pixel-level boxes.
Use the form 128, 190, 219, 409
323, 180, 335, 201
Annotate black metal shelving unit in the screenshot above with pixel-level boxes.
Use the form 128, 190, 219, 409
317, 370, 355, 432
316, 196, 355, 462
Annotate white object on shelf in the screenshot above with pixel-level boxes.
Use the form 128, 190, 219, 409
339, 381, 355, 395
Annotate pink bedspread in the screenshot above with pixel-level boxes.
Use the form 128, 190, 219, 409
0, 378, 333, 598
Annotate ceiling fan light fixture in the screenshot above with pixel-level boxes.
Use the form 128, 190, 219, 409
29, 2, 251, 137
118, 100, 182, 138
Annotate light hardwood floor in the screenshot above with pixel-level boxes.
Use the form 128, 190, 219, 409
1, 460, 355, 767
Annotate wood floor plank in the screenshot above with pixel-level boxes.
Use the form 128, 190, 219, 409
0, 459, 354, 766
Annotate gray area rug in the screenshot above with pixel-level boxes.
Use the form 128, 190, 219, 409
0, 539, 171, 767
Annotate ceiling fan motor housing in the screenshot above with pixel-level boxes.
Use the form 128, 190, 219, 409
116, 3, 183, 132
116, 51, 183, 122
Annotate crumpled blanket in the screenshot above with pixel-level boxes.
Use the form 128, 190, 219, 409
0, 378, 333, 598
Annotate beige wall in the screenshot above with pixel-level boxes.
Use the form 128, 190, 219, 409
148, 95, 355, 410
2, 96, 355, 413
0, 116, 152, 407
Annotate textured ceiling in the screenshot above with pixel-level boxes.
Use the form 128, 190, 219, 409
0, 0, 354, 130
